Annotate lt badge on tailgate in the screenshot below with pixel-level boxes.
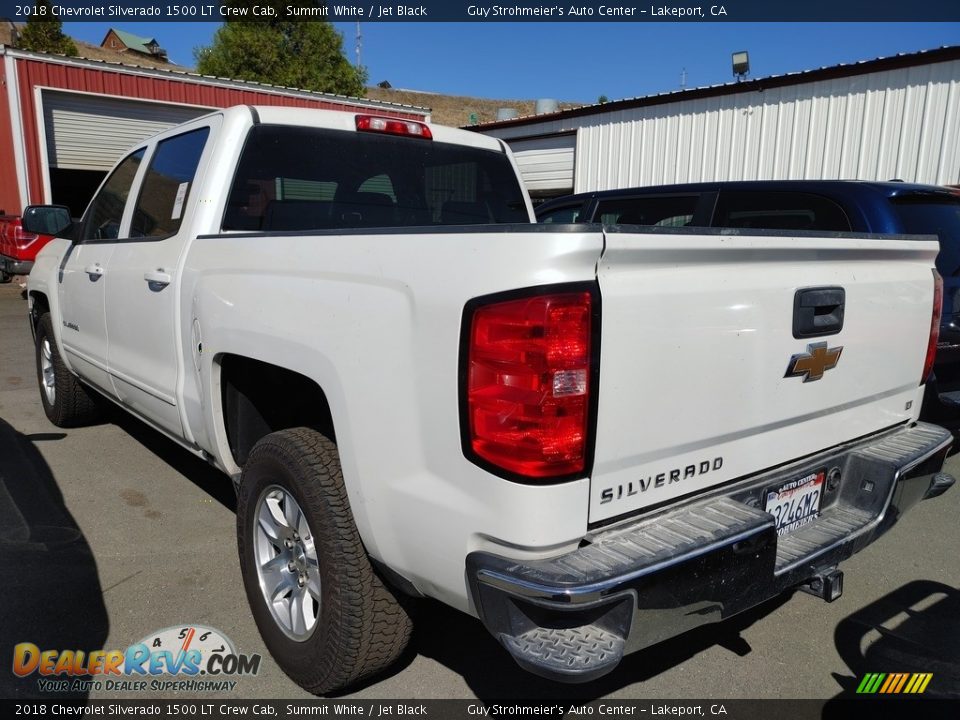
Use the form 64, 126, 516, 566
785, 342, 843, 382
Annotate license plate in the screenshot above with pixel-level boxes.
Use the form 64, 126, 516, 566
765, 470, 824, 536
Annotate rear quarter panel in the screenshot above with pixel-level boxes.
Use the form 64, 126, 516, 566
182, 227, 603, 612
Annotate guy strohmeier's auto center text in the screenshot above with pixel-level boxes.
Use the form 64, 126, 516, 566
466, 4, 726, 17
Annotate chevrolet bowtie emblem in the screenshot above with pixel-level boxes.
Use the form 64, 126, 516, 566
785, 342, 843, 382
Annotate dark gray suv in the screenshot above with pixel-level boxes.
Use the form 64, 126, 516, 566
536, 180, 960, 428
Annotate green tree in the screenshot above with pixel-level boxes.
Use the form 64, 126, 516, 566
195, 1, 365, 97
17, 0, 78, 56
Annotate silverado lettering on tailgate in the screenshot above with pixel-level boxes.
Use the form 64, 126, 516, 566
600, 457, 724, 504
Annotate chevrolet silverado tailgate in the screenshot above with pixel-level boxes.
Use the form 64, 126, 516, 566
590, 228, 940, 524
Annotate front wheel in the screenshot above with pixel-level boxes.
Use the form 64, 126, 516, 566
34, 313, 101, 427
236, 428, 412, 695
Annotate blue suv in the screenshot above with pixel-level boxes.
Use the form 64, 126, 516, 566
536, 180, 960, 428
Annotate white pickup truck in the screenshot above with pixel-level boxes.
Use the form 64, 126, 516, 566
25, 106, 955, 692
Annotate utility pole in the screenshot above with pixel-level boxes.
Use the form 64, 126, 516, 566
680, 67, 687, 90
355, 22, 362, 68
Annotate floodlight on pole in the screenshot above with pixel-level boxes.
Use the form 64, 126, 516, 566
732, 51, 750, 81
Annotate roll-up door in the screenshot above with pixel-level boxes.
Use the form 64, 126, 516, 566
42, 91, 210, 171
508, 133, 576, 197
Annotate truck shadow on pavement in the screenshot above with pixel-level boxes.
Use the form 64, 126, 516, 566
404, 593, 793, 700
108, 410, 237, 512
0, 417, 110, 699
826, 580, 960, 700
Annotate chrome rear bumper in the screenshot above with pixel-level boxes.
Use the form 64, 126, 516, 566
467, 422, 954, 682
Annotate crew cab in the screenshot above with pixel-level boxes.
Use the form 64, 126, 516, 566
537, 181, 960, 428
24, 107, 955, 693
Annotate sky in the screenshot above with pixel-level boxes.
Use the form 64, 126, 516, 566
61, 21, 960, 103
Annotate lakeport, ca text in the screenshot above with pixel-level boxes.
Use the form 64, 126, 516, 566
465, 5, 727, 17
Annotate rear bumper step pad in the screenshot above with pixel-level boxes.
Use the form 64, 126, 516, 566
467, 422, 953, 682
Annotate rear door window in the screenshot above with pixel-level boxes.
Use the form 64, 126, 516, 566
223, 125, 529, 232
130, 127, 210, 239
713, 191, 851, 231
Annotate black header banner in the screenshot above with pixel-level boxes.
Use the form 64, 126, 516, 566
0, 0, 959, 22
1, 700, 959, 720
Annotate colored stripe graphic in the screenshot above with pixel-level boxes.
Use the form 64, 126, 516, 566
855, 673, 872, 693
857, 672, 932, 694
892, 673, 909, 693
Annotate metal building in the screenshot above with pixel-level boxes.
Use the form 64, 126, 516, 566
474, 46, 960, 198
0, 47, 429, 217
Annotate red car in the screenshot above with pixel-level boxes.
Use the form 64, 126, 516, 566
0, 212, 56, 283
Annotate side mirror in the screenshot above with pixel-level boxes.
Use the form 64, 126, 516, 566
21, 205, 73, 237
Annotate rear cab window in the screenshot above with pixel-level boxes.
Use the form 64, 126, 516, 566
222, 125, 529, 232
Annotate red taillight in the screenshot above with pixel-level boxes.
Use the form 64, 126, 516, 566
355, 115, 432, 139
923, 268, 943, 385
13, 223, 37, 248
465, 290, 594, 479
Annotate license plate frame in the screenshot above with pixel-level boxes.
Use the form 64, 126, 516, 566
764, 469, 825, 536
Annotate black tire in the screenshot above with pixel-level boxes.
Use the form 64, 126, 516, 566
35, 313, 102, 427
237, 427, 412, 695
0, 270, 11, 284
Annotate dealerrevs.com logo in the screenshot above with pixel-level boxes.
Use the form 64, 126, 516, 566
13, 625, 262, 693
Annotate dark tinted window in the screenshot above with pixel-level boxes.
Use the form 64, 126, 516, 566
131, 127, 210, 239
714, 191, 851, 231
81, 149, 145, 241
223, 126, 529, 232
893, 199, 960, 276
538, 204, 585, 224
595, 195, 699, 227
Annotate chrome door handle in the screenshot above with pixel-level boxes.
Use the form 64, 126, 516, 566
83, 264, 104, 278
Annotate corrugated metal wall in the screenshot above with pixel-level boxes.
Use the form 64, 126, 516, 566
509, 135, 576, 195
487, 58, 960, 195
574, 59, 960, 191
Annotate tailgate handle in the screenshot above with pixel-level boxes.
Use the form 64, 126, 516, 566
793, 287, 845, 338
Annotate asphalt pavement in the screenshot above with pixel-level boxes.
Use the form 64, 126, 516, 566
0, 281, 957, 702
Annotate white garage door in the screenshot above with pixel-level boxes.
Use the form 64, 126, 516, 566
508, 133, 577, 196
42, 91, 211, 171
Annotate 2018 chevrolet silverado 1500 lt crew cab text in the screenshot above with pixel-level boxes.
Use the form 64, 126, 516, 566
25, 106, 956, 693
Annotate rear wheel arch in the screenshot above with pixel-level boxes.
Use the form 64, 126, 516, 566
216, 353, 337, 468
